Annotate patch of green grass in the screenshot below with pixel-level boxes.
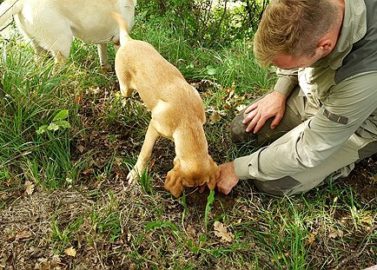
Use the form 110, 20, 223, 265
51, 216, 84, 247
204, 189, 215, 231
139, 168, 154, 194
0, 46, 74, 187
0, 36, 114, 190
90, 192, 122, 242
145, 220, 179, 232
122, 157, 155, 195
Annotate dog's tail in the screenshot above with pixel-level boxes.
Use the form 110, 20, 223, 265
0, 0, 23, 31
111, 12, 132, 47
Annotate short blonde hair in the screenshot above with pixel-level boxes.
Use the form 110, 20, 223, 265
253, 0, 339, 67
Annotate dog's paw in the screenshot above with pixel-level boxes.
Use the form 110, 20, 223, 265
126, 168, 140, 185
100, 64, 113, 73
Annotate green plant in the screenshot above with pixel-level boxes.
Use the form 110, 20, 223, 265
36, 109, 71, 135
51, 217, 84, 246
204, 189, 215, 231
139, 168, 154, 194
90, 193, 122, 242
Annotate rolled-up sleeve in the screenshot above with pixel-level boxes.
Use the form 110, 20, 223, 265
234, 72, 377, 181
273, 68, 299, 97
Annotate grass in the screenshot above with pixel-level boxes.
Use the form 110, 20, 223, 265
0, 14, 376, 270
204, 189, 216, 231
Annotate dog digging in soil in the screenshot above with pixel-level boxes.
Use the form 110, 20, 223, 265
0, 0, 136, 70
112, 13, 220, 198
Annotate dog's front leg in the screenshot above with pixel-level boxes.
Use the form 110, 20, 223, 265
127, 123, 159, 184
97, 44, 111, 72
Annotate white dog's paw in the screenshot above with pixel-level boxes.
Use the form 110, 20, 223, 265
126, 168, 140, 185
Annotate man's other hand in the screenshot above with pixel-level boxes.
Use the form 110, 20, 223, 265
242, 91, 287, 134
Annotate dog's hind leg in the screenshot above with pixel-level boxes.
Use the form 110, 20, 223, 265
97, 44, 112, 72
54, 51, 66, 65
48, 36, 72, 74
15, 13, 72, 66
50, 40, 71, 73
39, 23, 73, 66
119, 79, 134, 97
115, 68, 134, 97
14, 17, 48, 62
31, 40, 46, 55
127, 123, 160, 185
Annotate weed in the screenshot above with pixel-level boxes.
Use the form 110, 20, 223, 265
204, 189, 216, 231
90, 192, 122, 242
139, 168, 153, 194
51, 217, 84, 247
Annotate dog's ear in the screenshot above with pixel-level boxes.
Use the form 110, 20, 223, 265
165, 170, 184, 198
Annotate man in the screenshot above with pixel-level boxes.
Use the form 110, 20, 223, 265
217, 0, 377, 195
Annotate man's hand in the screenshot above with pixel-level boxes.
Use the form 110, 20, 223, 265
243, 91, 287, 134
216, 162, 239, 195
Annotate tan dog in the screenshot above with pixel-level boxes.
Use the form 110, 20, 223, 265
112, 13, 219, 197
0, 0, 136, 69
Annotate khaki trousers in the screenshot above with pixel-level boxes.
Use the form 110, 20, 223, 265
231, 87, 377, 195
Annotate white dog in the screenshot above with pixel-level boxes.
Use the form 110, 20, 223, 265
0, 0, 136, 69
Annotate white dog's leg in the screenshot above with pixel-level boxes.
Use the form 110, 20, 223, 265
97, 44, 111, 72
14, 17, 48, 62
127, 123, 159, 185
51, 51, 67, 74
29, 40, 50, 63
53, 51, 67, 65
31, 41, 45, 55
17, 11, 73, 66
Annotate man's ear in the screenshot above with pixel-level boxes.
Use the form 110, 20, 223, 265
317, 37, 333, 55
165, 170, 184, 198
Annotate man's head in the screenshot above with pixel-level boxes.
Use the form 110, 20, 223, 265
253, 0, 344, 68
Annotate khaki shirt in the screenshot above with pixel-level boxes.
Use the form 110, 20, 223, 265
234, 0, 377, 181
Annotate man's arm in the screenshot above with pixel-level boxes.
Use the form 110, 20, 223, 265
234, 72, 377, 181
273, 68, 299, 97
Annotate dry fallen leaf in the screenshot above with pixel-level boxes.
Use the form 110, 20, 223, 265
186, 224, 197, 238
209, 111, 222, 124
74, 94, 83, 105
214, 221, 234, 243
236, 104, 247, 112
328, 228, 344, 239
307, 232, 317, 245
15, 230, 32, 241
34, 255, 61, 270
77, 144, 85, 153
24, 181, 35, 195
64, 247, 77, 257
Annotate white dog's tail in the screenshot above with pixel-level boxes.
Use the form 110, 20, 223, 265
111, 12, 132, 47
0, 0, 23, 30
